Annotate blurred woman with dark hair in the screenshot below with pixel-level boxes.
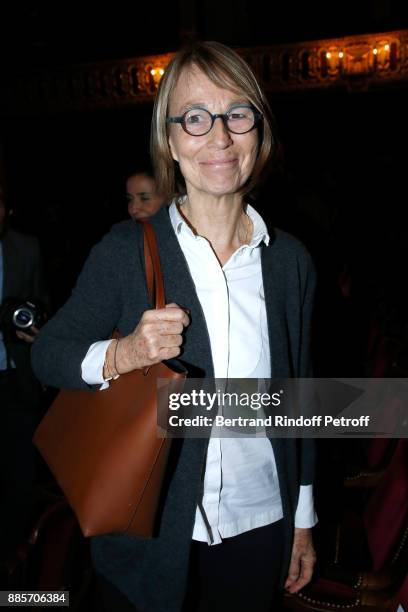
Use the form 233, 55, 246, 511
126, 165, 164, 220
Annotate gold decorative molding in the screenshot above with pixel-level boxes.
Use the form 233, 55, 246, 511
1, 29, 407, 114
258, 29, 406, 92
1, 52, 174, 114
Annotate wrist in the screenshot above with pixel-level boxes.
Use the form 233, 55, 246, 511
113, 335, 136, 374
103, 340, 116, 380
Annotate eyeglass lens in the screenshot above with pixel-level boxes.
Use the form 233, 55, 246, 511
183, 106, 256, 135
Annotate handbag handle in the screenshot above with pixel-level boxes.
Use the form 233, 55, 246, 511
141, 221, 165, 310
112, 222, 166, 376
140, 221, 167, 376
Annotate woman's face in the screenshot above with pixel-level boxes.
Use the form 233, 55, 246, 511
167, 66, 259, 199
126, 173, 163, 220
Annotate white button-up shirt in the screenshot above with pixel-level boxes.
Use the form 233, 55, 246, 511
81, 201, 317, 545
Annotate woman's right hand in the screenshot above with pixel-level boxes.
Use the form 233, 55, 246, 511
107, 303, 190, 375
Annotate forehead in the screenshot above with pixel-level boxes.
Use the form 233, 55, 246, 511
126, 174, 156, 192
169, 65, 246, 113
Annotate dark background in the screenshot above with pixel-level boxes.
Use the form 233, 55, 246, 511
1, 0, 408, 65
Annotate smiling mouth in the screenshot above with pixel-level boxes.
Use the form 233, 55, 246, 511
199, 158, 238, 166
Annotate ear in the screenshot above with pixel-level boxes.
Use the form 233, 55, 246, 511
168, 134, 179, 163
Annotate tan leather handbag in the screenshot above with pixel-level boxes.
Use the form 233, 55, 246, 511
33, 221, 186, 538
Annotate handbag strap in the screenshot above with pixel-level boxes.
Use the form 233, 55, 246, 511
141, 221, 165, 310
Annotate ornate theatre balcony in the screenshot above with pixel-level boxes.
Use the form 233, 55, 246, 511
1, 29, 407, 114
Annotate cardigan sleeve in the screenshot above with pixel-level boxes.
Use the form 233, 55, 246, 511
299, 249, 317, 486
31, 225, 133, 390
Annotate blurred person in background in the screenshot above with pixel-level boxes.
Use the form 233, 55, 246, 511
0, 180, 47, 565
126, 164, 164, 221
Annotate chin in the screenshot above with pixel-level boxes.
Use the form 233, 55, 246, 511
205, 182, 243, 196
198, 174, 247, 196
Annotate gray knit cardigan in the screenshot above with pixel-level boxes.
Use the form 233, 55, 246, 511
32, 205, 316, 612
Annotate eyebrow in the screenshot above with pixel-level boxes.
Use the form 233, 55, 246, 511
127, 191, 153, 195
178, 98, 250, 113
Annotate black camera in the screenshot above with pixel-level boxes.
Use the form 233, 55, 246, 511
0, 298, 46, 338
13, 301, 45, 331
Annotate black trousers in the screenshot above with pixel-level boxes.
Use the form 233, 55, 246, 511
183, 520, 285, 612
93, 520, 284, 612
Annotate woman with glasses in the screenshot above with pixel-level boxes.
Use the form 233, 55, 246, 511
32, 41, 317, 612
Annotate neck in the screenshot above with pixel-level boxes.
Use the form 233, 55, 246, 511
178, 192, 252, 255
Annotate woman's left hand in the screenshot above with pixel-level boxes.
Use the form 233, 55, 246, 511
284, 527, 316, 594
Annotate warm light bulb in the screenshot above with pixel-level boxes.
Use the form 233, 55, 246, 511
326, 52, 331, 59
338, 51, 344, 59
159, 69, 164, 76
150, 69, 156, 76
373, 48, 378, 55
384, 44, 390, 51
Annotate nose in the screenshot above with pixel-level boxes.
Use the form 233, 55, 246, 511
128, 202, 138, 218
208, 116, 233, 147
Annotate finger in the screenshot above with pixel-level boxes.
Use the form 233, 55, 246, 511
140, 332, 183, 360
286, 569, 310, 593
144, 321, 184, 336
31, 326, 40, 334
157, 321, 184, 335
284, 558, 300, 588
141, 311, 180, 326
16, 331, 35, 343
286, 556, 315, 593
298, 556, 315, 587
158, 334, 183, 349
290, 575, 311, 593
166, 303, 190, 315
159, 346, 181, 360
155, 307, 190, 327
143, 305, 189, 327
139, 320, 184, 341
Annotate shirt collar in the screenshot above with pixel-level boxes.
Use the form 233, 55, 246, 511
168, 198, 270, 247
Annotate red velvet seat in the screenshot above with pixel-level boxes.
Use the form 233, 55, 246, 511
4, 495, 92, 607
284, 439, 408, 612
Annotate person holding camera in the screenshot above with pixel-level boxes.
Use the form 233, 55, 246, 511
0, 182, 47, 564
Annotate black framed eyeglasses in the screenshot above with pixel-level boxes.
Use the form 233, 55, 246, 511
166, 104, 263, 136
